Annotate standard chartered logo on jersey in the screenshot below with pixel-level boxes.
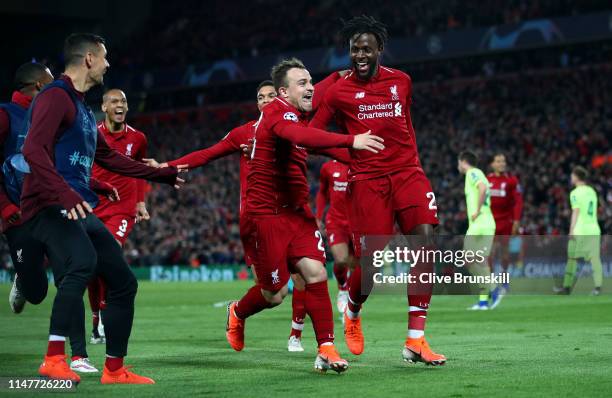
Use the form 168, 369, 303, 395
357, 102, 403, 120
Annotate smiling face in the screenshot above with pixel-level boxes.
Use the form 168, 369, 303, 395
257, 85, 277, 111
102, 89, 128, 125
279, 67, 314, 113
350, 32, 381, 80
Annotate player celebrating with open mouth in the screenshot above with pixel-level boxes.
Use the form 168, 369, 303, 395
225, 57, 384, 373
310, 16, 446, 366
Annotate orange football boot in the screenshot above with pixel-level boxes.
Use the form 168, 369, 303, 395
101, 366, 155, 384
38, 355, 81, 383
343, 311, 364, 355
403, 336, 446, 366
226, 301, 245, 351
314, 344, 349, 373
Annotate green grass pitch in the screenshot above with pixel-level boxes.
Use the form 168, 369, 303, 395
1, 281, 611, 397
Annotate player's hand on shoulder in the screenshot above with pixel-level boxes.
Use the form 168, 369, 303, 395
352, 130, 385, 153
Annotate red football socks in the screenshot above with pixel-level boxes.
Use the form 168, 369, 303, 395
235, 285, 271, 319
333, 263, 349, 290
305, 281, 335, 346
105, 356, 124, 372
290, 288, 306, 338
347, 265, 367, 314
46, 340, 65, 357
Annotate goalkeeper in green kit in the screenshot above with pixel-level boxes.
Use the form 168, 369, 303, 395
559, 166, 602, 295
458, 151, 501, 310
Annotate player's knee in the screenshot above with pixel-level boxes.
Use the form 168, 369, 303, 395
309, 266, 328, 283
261, 285, 288, 306
335, 258, 350, 269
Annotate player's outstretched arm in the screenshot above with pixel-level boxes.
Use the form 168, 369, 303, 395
94, 130, 186, 188
276, 124, 384, 153
167, 137, 238, 169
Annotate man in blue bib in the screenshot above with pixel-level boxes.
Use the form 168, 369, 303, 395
19, 33, 184, 384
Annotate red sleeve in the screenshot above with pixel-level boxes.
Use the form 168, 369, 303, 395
315, 164, 329, 219
0, 109, 16, 213
512, 176, 523, 222
309, 87, 337, 130
167, 128, 242, 168
89, 177, 114, 196
94, 131, 178, 185
22, 88, 85, 210
313, 72, 340, 111
274, 122, 353, 149
136, 133, 148, 202
311, 148, 351, 164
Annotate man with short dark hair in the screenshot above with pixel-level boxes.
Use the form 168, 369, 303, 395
560, 166, 602, 295
458, 151, 497, 310
488, 152, 523, 291
310, 15, 445, 365
19, 33, 184, 384
2, 61, 106, 374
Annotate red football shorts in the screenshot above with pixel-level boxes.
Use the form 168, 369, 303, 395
495, 219, 513, 236
100, 214, 136, 246
239, 214, 257, 267
348, 169, 439, 257
326, 219, 351, 248
251, 211, 326, 291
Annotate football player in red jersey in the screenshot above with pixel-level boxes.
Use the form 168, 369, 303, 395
145, 73, 346, 353
315, 160, 352, 314
147, 80, 276, 274
488, 152, 523, 291
310, 16, 446, 365
224, 57, 383, 373
88, 89, 149, 345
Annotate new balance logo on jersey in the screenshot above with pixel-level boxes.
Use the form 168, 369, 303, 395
16, 249, 23, 263
390, 85, 399, 101
394, 102, 402, 116
271, 269, 280, 284
355, 92, 365, 99
126, 143, 133, 156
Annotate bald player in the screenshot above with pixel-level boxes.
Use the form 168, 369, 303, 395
88, 88, 149, 343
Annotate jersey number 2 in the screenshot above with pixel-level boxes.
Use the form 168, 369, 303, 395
426, 192, 437, 210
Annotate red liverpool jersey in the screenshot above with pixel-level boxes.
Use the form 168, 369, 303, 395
92, 121, 147, 218
487, 172, 523, 224
168, 120, 257, 215
246, 97, 353, 215
315, 160, 349, 227
310, 66, 422, 181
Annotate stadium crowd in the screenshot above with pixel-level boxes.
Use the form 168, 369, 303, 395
118, 63, 609, 267
115, 0, 609, 68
